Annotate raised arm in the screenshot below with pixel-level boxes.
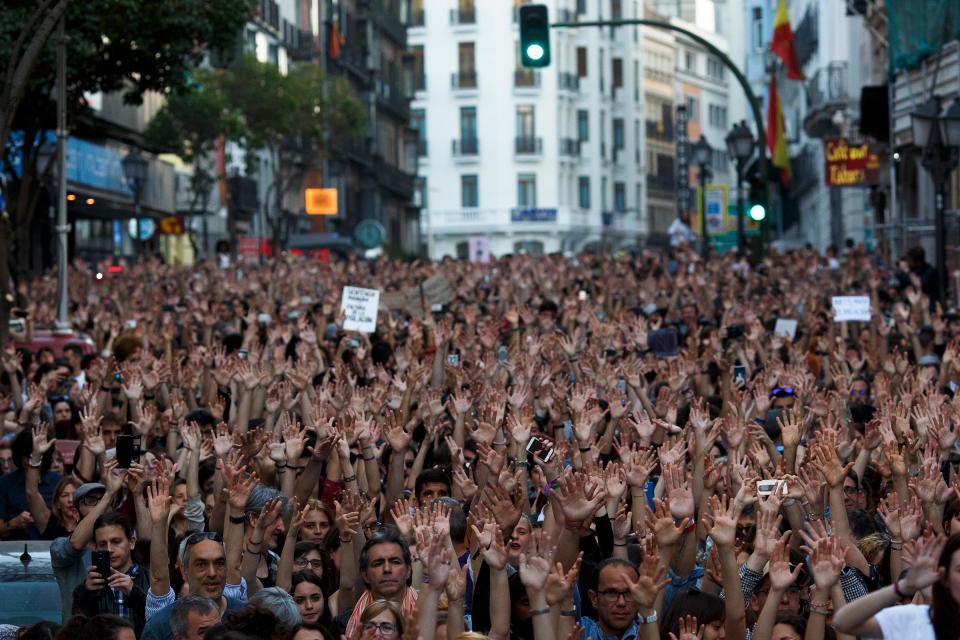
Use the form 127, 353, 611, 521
69, 458, 122, 551
26, 425, 55, 534
146, 478, 172, 597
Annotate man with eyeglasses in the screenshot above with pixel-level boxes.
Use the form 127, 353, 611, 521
141, 531, 245, 640
51, 461, 122, 618
582, 558, 647, 640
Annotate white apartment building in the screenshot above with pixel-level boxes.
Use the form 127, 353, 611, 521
411, 0, 648, 259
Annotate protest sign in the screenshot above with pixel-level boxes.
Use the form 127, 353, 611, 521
340, 286, 380, 333
773, 318, 798, 339
832, 296, 871, 322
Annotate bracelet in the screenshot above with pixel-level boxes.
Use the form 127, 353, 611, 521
560, 609, 577, 617
340, 536, 352, 543
245, 544, 262, 555
893, 580, 914, 599
613, 542, 627, 547
529, 607, 550, 617
578, 446, 592, 452
229, 514, 247, 524
363, 456, 376, 462
342, 475, 357, 483
275, 463, 287, 469
28, 459, 42, 468
890, 542, 903, 550
564, 520, 582, 531
809, 606, 830, 616
638, 611, 657, 624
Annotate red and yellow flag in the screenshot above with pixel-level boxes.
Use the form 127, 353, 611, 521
770, 0, 804, 80
328, 22, 342, 60
766, 74, 791, 185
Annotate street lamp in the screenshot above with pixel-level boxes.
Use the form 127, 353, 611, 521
122, 149, 149, 257
910, 96, 960, 305
692, 135, 713, 258
725, 121, 754, 252
37, 142, 70, 333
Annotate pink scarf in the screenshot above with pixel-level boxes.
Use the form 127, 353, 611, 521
346, 588, 419, 639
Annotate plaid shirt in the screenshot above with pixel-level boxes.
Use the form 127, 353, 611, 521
73, 563, 149, 636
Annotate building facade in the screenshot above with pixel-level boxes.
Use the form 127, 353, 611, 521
411, 0, 647, 259
641, 17, 678, 239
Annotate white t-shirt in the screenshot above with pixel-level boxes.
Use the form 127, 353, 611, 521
874, 604, 934, 640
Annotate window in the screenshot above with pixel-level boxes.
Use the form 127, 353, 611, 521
635, 182, 642, 216
600, 110, 606, 157
578, 176, 590, 208
614, 182, 626, 212
411, 45, 425, 90
410, 0, 424, 26
685, 96, 699, 121
752, 8, 764, 52
634, 118, 641, 162
576, 0, 586, 14
601, 176, 608, 210
458, 42, 476, 86
516, 105, 535, 137
685, 51, 695, 72
517, 173, 537, 206
513, 240, 544, 255
612, 57, 623, 88
460, 106, 477, 143
411, 109, 427, 155
599, 49, 605, 93
414, 177, 427, 208
577, 47, 588, 77
577, 109, 589, 141
633, 60, 640, 101
612, 0, 623, 19
708, 104, 727, 128
707, 57, 724, 81
613, 118, 625, 149
461, 174, 478, 208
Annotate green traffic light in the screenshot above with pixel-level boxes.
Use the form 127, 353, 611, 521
519, 4, 551, 68
526, 44, 544, 61
749, 204, 766, 221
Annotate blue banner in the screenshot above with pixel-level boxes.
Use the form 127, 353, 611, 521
511, 207, 557, 222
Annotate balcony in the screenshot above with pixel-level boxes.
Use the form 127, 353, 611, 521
645, 119, 674, 142
451, 71, 478, 90
559, 72, 579, 92
357, 0, 406, 46
374, 157, 415, 199
646, 173, 676, 196
430, 207, 600, 233
283, 21, 315, 61
375, 80, 410, 120
556, 8, 576, 22
803, 62, 850, 138
409, 9, 424, 27
416, 140, 428, 157
329, 42, 370, 81
452, 138, 479, 157
514, 69, 541, 88
330, 134, 374, 168
515, 136, 543, 155
450, 7, 476, 25
559, 138, 581, 157
255, 0, 280, 32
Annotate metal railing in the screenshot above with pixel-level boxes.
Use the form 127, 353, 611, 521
645, 119, 674, 142
409, 9, 425, 26
515, 136, 543, 154
646, 173, 676, 194
452, 138, 479, 156
514, 69, 541, 88
257, 0, 280, 31
450, 7, 476, 24
559, 72, 579, 91
451, 71, 478, 89
559, 138, 581, 157
807, 62, 849, 111
375, 80, 410, 119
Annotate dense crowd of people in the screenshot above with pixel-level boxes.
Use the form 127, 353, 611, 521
0, 242, 958, 640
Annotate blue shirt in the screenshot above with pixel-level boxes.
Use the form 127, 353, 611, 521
0, 469, 61, 538
579, 615, 641, 640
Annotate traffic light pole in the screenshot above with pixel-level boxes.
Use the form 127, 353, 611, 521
551, 18, 769, 184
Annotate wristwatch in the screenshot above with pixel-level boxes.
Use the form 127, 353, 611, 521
638, 611, 657, 624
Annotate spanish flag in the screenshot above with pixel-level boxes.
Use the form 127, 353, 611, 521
770, 0, 804, 80
766, 74, 791, 185
329, 22, 342, 60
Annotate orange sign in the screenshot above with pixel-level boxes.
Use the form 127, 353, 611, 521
305, 188, 338, 215
824, 138, 880, 187
158, 216, 185, 235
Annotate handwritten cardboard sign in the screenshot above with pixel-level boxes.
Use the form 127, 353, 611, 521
340, 286, 380, 333
832, 296, 871, 322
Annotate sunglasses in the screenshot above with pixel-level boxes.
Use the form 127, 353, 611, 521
184, 531, 223, 547
771, 387, 795, 398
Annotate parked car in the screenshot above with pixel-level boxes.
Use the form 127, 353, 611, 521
0, 541, 62, 626
14, 329, 97, 358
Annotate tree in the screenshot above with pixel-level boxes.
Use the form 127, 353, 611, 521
216, 55, 366, 248
0, 0, 256, 345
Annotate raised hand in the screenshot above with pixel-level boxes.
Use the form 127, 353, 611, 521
644, 498, 689, 549
668, 615, 705, 640
663, 463, 694, 520
627, 550, 670, 609
767, 534, 802, 590
146, 478, 172, 526
544, 553, 582, 606
810, 536, 845, 589
705, 494, 741, 549
518, 530, 556, 592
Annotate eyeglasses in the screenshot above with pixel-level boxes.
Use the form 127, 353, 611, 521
80, 493, 104, 506
597, 589, 632, 603
294, 558, 325, 569
184, 531, 223, 547
361, 623, 398, 637
363, 521, 383, 533
849, 389, 869, 396
843, 486, 863, 496
49, 395, 70, 403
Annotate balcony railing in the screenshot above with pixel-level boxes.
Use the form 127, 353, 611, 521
451, 71, 478, 89
807, 62, 849, 111
514, 69, 541, 88
375, 80, 410, 120
645, 119, 674, 142
450, 7, 476, 24
358, 0, 406, 46
515, 136, 543, 155
257, 0, 280, 31
452, 138, 479, 156
559, 138, 581, 157
416, 140, 428, 157
374, 157, 415, 198
789, 144, 819, 198
646, 173, 676, 194
409, 9, 425, 26
559, 72, 579, 91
